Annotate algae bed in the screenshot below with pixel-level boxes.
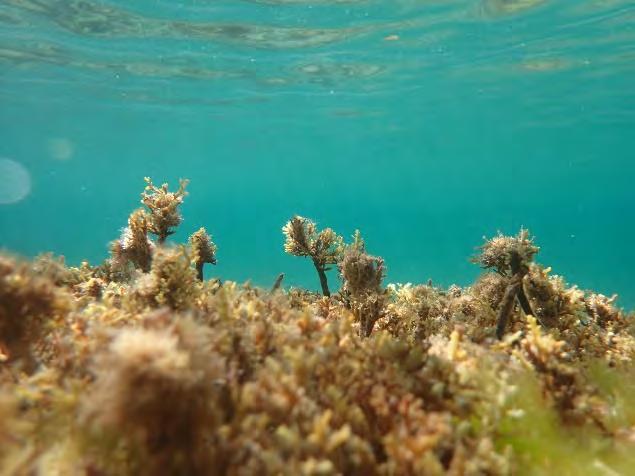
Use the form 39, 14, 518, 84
1, 178, 634, 476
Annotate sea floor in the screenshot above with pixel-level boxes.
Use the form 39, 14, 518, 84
1, 178, 634, 475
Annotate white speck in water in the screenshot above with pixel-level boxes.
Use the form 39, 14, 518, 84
302, 64, 320, 74
0, 158, 32, 205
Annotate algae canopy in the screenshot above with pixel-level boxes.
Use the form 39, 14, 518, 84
1, 0, 634, 475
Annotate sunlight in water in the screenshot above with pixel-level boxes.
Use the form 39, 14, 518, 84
0, 158, 31, 204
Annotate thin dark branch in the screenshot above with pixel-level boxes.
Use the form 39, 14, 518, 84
312, 258, 330, 297
496, 277, 521, 340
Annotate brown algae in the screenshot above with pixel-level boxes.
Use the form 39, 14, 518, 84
0, 178, 634, 475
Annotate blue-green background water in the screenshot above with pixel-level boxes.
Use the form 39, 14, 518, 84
0, 0, 633, 307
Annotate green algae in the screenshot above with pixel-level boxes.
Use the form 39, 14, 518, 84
0, 178, 634, 475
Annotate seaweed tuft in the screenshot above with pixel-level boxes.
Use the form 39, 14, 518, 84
339, 237, 387, 337
81, 318, 225, 475
129, 245, 199, 311
473, 229, 538, 339
0, 254, 71, 372
141, 177, 189, 244
188, 227, 217, 281
282, 215, 344, 296
111, 208, 154, 274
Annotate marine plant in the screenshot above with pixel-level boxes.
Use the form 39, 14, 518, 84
339, 233, 387, 337
111, 178, 217, 286
0, 179, 633, 475
141, 177, 189, 244
282, 215, 344, 296
81, 316, 226, 476
472, 229, 538, 339
31, 253, 89, 288
110, 208, 153, 273
188, 227, 217, 281
0, 255, 70, 373
129, 245, 199, 311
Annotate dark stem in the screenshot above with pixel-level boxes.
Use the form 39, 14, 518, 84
360, 297, 384, 338
312, 258, 330, 297
496, 277, 521, 340
509, 250, 534, 317
139, 253, 152, 273
195, 262, 204, 281
360, 312, 378, 338
516, 285, 534, 316
358, 310, 370, 338
157, 228, 174, 245
270, 273, 284, 293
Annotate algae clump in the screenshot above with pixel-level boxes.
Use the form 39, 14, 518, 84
0, 179, 633, 475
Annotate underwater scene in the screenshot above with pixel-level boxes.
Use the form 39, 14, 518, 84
1, 0, 635, 474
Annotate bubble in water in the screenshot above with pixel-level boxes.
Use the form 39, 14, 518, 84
48, 137, 75, 161
0, 158, 32, 204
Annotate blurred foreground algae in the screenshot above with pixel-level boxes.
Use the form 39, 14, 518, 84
0, 178, 634, 475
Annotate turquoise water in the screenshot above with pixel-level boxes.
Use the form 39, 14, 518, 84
0, 0, 633, 307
